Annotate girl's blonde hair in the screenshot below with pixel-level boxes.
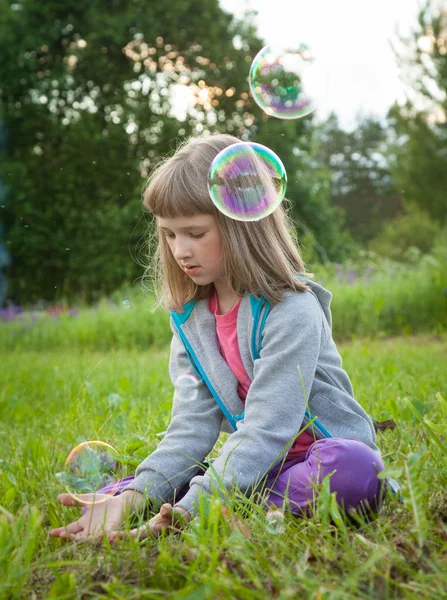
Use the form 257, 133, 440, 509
142, 133, 312, 313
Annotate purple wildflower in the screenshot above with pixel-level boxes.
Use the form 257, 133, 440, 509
0, 304, 24, 323
346, 269, 358, 285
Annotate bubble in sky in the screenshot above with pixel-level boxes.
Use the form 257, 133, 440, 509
265, 509, 286, 534
122, 300, 131, 309
56, 440, 119, 504
249, 44, 317, 120
208, 142, 287, 221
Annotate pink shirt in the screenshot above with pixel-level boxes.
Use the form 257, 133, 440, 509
209, 291, 314, 459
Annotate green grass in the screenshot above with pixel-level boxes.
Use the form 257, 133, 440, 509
0, 334, 446, 599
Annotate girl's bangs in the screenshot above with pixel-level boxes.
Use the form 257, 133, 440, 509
144, 161, 216, 219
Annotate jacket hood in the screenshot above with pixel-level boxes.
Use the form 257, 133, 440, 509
302, 277, 333, 329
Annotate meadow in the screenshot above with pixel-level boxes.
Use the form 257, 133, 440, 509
0, 256, 446, 599
1, 249, 446, 353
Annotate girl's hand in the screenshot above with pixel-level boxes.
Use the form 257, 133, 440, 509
108, 503, 191, 544
49, 490, 145, 543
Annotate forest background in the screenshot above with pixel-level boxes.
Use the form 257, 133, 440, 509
0, 0, 446, 310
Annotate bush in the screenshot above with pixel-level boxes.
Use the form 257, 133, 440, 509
312, 247, 447, 340
368, 208, 441, 261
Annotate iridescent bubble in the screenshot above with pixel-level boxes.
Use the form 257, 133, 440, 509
122, 300, 131, 310
265, 509, 286, 534
56, 441, 119, 504
208, 142, 287, 221
176, 374, 200, 386
175, 375, 199, 390
249, 44, 317, 120
175, 374, 200, 402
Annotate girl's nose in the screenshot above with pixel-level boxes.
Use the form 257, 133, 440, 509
174, 240, 193, 261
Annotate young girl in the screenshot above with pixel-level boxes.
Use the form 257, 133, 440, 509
50, 133, 384, 543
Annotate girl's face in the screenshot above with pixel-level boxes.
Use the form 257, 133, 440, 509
158, 214, 231, 294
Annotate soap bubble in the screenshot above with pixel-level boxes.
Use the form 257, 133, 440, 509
249, 44, 318, 120
266, 509, 286, 534
175, 374, 200, 387
122, 300, 131, 309
208, 142, 287, 221
175, 374, 200, 401
56, 441, 119, 504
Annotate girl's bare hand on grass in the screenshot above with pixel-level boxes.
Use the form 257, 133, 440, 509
49, 490, 145, 542
108, 503, 191, 544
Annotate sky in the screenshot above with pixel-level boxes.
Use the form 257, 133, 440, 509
220, 0, 424, 129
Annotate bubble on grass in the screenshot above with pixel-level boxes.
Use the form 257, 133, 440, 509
249, 43, 319, 120
56, 440, 119, 504
106, 392, 123, 408
208, 142, 287, 221
265, 509, 285, 534
122, 300, 131, 309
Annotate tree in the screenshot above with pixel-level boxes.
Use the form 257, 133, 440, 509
387, 0, 447, 223
314, 114, 403, 245
0, 0, 349, 305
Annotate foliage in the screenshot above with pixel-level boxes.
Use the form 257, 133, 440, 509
314, 250, 446, 340
0, 0, 256, 304
0, 223, 10, 306
0, 0, 350, 306
387, 0, 447, 223
368, 205, 441, 260
315, 114, 403, 245
387, 106, 447, 223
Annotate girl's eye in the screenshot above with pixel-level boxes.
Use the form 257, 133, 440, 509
163, 233, 205, 239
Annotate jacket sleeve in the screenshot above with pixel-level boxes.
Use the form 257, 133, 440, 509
175, 291, 324, 516
122, 317, 224, 505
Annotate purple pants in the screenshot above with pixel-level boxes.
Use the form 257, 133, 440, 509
92, 438, 384, 517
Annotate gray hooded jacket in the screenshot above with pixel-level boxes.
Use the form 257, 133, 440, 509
124, 278, 380, 516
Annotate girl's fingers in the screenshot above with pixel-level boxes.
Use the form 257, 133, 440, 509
49, 527, 66, 537
59, 530, 78, 542
106, 506, 186, 547
159, 503, 173, 517
50, 520, 84, 538
108, 523, 153, 545
73, 531, 95, 542
72, 526, 108, 543
107, 518, 185, 547
159, 504, 186, 526
159, 504, 189, 526
56, 494, 79, 506
137, 523, 156, 540
108, 531, 129, 545
171, 510, 189, 527
59, 526, 82, 540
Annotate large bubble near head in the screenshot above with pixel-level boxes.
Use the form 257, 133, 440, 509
249, 44, 317, 120
56, 440, 119, 504
208, 142, 287, 221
